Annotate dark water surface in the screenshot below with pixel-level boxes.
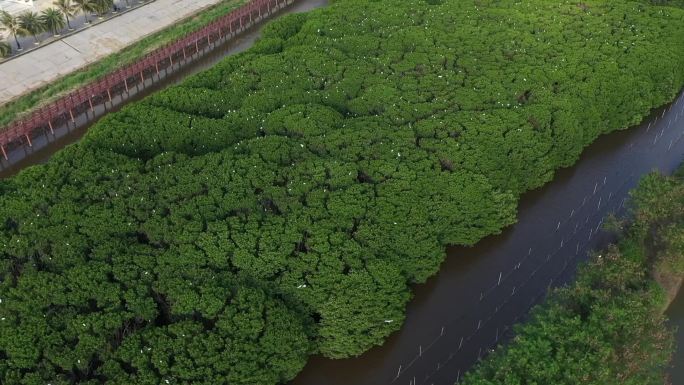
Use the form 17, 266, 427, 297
294, 92, 684, 385
0, 0, 330, 178
668, 285, 684, 385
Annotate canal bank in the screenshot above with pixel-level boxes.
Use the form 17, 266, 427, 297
0, 1, 682, 383
293, 90, 684, 385
0, 0, 330, 178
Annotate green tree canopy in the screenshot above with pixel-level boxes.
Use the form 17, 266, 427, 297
1, 0, 684, 384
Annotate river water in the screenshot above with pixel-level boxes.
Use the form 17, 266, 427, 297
0, 1, 682, 384
0, 0, 331, 177
294, 91, 684, 385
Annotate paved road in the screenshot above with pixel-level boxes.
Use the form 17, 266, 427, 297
0, 0, 229, 106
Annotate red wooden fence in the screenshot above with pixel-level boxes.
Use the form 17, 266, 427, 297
0, 0, 296, 160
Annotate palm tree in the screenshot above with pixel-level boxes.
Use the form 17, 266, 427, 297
18, 11, 44, 45
93, 0, 113, 19
74, 0, 96, 24
53, 0, 77, 30
41, 8, 66, 36
0, 10, 26, 51
0, 41, 11, 58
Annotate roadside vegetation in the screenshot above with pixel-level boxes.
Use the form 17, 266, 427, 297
0, 0, 683, 384
462, 167, 684, 385
0, 0, 245, 125
0, 0, 140, 56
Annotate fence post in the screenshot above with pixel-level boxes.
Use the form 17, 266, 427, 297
69, 94, 77, 123
20, 120, 32, 147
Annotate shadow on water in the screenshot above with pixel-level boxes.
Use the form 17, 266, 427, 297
0, 0, 330, 178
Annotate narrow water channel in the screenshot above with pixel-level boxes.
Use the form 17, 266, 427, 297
1, 2, 683, 384
0, 0, 330, 178
668, 285, 684, 384
293, 91, 684, 385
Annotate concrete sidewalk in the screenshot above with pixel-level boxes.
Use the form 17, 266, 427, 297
0, 0, 229, 106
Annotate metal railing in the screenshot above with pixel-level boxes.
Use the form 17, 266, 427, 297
0, 0, 294, 159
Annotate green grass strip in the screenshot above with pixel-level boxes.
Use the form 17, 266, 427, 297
0, 0, 245, 128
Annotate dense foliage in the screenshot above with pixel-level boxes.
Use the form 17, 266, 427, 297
462, 169, 684, 385
1, 0, 684, 384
